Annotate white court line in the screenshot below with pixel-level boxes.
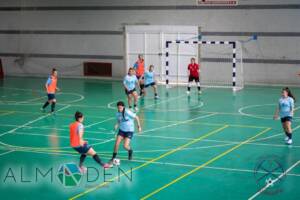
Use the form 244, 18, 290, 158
0, 105, 70, 139
142, 113, 217, 134
85, 117, 115, 128
0, 150, 15, 156
248, 160, 300, 200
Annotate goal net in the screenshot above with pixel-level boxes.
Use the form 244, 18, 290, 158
162, 40, 244, 91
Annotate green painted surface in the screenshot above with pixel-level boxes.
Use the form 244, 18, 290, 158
0, 77, 299, 200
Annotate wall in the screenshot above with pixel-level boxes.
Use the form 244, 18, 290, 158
0, 0, 299, 85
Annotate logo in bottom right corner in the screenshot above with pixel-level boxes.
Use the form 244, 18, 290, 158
253, 155, 286, 196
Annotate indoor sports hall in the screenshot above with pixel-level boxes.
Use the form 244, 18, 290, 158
0, 1, 299, 200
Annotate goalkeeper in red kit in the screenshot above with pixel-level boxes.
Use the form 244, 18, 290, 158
187, 58, 201, 95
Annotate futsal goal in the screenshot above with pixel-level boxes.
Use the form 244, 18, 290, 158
163, 40, 244, 91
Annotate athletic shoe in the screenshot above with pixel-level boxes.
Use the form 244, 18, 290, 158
186, 91, 190, 95
155, 95, 159, 99
198, 91, 202, 95
286, 139, 293, 145
103, 163, 113, 169
134, 107, 138, 112
79, 166, 87, 174
40, 108, 45, 113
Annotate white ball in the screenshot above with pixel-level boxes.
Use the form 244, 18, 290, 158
113, 158, 121, 166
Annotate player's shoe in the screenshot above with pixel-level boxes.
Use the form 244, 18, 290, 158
186, 91, 190, 95
286, 139, 293, 145
198, 90, 202, 95
40, 108, 46, 113
154, 95, 159, 99
79, 166, 87, 174
103, 163, 113, 169
134, 107, 139, 112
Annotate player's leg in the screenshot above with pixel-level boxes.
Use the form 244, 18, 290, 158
187, 76, 192, 95
111, 135, 124, 160
86, 146, 110, 168
132, 91, 139, 111
127, 93, 132, 109
51, 97, 56, 113
123, 136, 133, 160
196, 77, 201, 94
41, 94, 51, 111
285, 119, 293, 144
152, 83, 159, 99
139, 78, 145, 96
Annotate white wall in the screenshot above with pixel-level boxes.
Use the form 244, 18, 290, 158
0, 0, 299, 85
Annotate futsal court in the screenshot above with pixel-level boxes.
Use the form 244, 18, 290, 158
0, 77, 299, 200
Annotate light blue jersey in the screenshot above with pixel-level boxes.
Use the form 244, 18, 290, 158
116, 109, 136, 132
123, 75, 138, 91
144, 71, 155, 85
46, 76, 52, 85
279, 97, 294, 118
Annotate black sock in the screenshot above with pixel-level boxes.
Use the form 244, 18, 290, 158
51, 102, 56, 112
198, 86, 201, 91
128, 149, 133, 160
287, 132, 292, 139
42, 101, 49, 109
129, 106, 132, 109
112, 152, 117, 159
140, 85, 144, 95
134, 104, 137, 108
285, 131, 289, 137
79, 154, 87, 167
155, 93, 158, 96
93, 154, 104, 166
187, 87, 191, 91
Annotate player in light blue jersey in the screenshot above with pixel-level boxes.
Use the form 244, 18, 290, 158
123, 67, 139, 112
142, 65, 159, 99
274, 87, 295, 145
110, 101, 142, 161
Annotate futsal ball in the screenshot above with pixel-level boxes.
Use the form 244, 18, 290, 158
113, 158, 121, 166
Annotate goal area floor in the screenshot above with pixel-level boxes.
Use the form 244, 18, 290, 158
0, 77, 299, 200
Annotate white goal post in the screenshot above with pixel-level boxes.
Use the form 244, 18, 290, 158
164, 40, 244, 91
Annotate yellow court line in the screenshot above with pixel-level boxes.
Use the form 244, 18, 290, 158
0, 111, 15, 117
68, 125, 229, 200
140, 127, 271, 200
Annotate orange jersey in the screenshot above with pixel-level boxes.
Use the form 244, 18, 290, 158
46, 75, 57, 94
135, 59, 145, 77
69, 121, 83, 147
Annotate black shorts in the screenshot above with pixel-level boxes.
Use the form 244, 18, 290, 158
281, 116, 292, 123
73, 143, 92, 154
136, 76, 144, 80
118, 129, 133, 139
125, 88, 136, 95
145, 82, 155, 88
47, 93, 55, 100
188, 76, 199, 82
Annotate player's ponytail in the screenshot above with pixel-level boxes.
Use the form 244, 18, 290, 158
283, 87, 296, 102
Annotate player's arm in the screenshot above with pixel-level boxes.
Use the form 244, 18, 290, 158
45, 78, 51, 91
291, 99, 295, 116
123, 79, 129, 91
78, 128, 86, 146
114, 122, 119, 131
273, 105, 279, 120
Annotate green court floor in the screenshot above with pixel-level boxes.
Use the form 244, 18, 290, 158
0, 77, 299, 200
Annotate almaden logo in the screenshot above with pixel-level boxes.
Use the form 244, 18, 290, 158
56, 163, 83, 187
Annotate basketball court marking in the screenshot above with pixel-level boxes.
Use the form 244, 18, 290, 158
140, 127, 271, 200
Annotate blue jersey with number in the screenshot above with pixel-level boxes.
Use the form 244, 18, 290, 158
279, 97, 294, 118
144, 71, 155, 85
123, 75, 138, 91
116, 109, 136, 132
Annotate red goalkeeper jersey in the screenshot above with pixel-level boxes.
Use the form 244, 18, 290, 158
188, 63, 200, 78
